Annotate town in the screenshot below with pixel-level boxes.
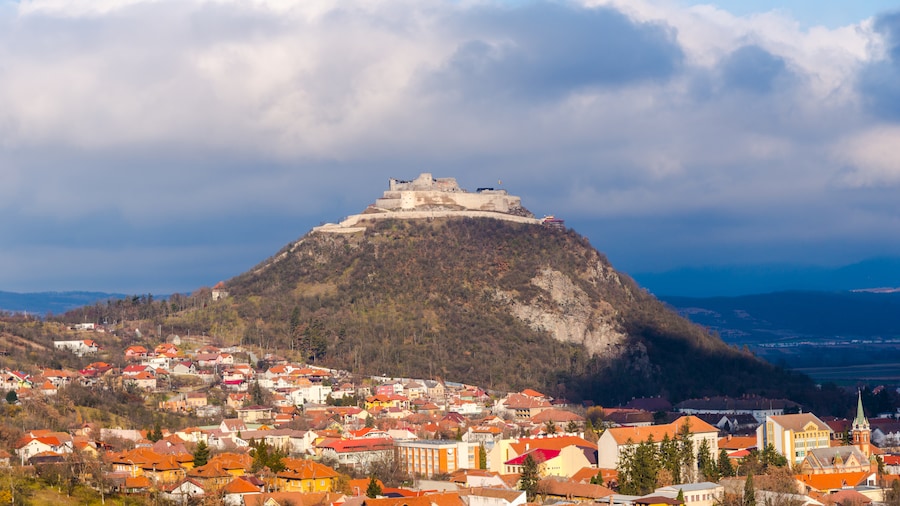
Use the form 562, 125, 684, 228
1, 320, 899, 506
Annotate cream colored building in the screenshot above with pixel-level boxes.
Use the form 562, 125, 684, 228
757, 413, 832, 464
597, 416, 719, 470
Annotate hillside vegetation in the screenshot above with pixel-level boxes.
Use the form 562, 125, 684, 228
206, 218, 812, 404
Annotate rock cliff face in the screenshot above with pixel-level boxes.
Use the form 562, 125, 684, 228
497, 268, 627, 358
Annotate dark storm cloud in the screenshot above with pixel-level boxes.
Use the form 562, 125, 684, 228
859, 11, 900, 120
425, 2, 683, 99
719, 45, 790, 94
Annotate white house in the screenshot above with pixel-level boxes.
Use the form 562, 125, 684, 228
53, 339, 99, 357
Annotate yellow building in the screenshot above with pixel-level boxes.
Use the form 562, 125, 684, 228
757, 413, 832, 463
275, 459, 340, 492
396, 440, 480, 478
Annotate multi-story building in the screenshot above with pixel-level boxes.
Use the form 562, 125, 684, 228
757, 413, 832, 463
395, 440, 481, 478
597, 416, 719, 470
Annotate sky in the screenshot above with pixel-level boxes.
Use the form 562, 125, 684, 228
1, 0, 900, 296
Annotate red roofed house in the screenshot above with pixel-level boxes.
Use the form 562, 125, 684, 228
212, 281, 229, 301
125, 345, 149, 361
503, 443, 594, 478
496, 393, 553, 421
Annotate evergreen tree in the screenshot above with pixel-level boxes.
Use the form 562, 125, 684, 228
148, 422, 163, 442
366, 475, 382, 498
478, 443, 487, 470
519, 454, 540, 502
743, 473, 756, 506
619, 435, 661, 495
676, 488, 685, 505
566, 420, 580, 434
544, 420, 557, 435
718, 449, 735, 478
193, 440, 210, 467
250, 440, 287, 473
676, 419, 695, 483
659, 434, 681, 484
366, 415, 375, 428
697, 439, 718, 482
760, 444, 788, 468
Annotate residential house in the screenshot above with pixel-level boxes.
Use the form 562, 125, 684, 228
125, 345, 149, 361
460, 488, 526, 506
159, 392, 208, 412
495, 393, 552, 421
537, 478, 614, 502
317, 437, 395, 473
238, 405, 273, 424
187, 462, 234, 489
503, 444, 593, 478
656, 482, 725, 506
53, 339, 100, 356
161, 478, 207, 503
275, 459, 340, 492
223, 477, 264, 506
127, 371, 157, 390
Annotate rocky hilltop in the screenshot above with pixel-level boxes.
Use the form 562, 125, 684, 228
208, 175, 812, 403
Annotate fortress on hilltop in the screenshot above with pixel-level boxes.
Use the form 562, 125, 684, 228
375, 173, 527, 214
313, 173, 542, 233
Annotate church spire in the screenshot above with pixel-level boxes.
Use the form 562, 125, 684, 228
853, 390, 869, 431
852, 390, 871, 458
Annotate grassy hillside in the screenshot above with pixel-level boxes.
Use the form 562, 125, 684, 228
213, 218, 813, 404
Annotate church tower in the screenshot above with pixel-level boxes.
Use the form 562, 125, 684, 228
851, 390, 871, 458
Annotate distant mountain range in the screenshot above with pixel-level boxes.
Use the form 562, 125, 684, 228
0, 291, 125, 315
633, 257, 900, 297
661, 291, 900, 381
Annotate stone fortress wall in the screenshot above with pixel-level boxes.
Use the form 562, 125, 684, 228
314, 173, 540, 234
375, 173, 524, 214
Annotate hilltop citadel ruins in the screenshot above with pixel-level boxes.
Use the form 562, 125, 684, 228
314, 173, 546, 234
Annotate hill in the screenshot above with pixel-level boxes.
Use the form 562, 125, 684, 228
0, 290, 125, 315
662, 291, 900, 383
194, 215, 811, 404
633, 257, 900, 297
52, 174, 820, 405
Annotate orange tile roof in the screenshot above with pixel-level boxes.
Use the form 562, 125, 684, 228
539, 478, 614, 499
364, 492, 465, 506
223, 476, 261, 494
607, 416, 718, 445
510, 435, 597, 454
718, 436, 757, 450
279, 459, 339, 480
796, 471, 871, 492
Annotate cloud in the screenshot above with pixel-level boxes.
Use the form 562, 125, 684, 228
0, 0, 899, 292
719, 45, 789, 93
423, 3, 684, 100
833, 125, 900, 186
859, 11, 900, 120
